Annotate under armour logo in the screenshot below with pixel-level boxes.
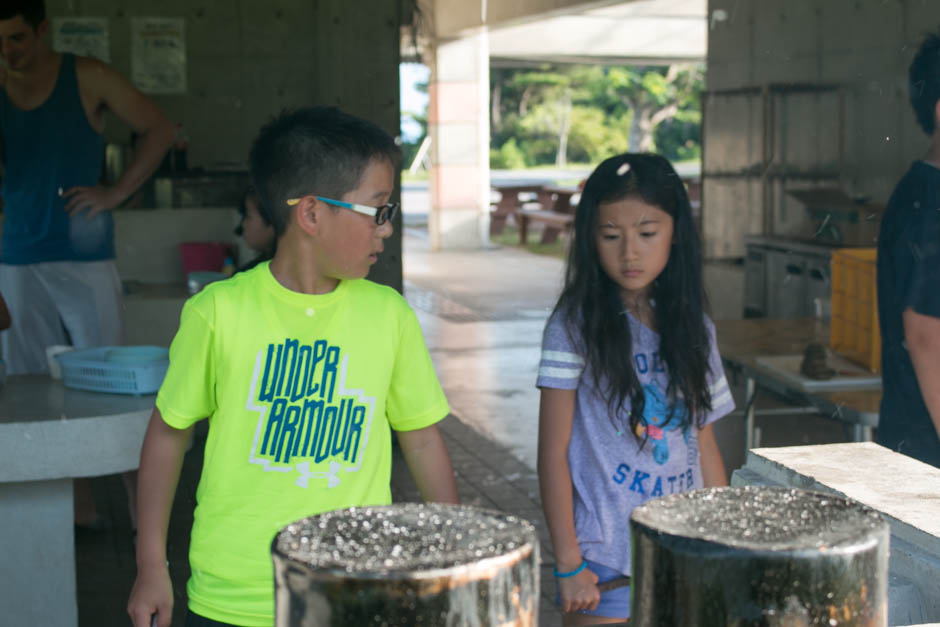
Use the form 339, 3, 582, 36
294, 460, 342, 489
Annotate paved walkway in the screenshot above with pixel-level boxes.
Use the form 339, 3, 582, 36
402, 227, 563, 469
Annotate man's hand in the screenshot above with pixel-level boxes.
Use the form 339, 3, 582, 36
127, 562, 173, 627
62, 184, 123, 217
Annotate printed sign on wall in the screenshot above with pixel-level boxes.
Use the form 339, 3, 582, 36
131, 17, 186, 94
52, 17, 110, 62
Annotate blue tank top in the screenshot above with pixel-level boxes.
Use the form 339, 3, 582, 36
0, 53, 113, 264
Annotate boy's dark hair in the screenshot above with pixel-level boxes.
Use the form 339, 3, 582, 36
554, 153, 712, 443
910, 30, 940, 136
249, 107, 401, 237
0, 0, 45, 28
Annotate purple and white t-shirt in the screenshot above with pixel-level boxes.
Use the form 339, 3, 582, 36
536, 309, 734, 576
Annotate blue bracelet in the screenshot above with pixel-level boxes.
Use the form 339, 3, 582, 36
553, 561, 587, 578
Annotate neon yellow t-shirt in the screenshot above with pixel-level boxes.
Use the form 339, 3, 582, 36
156, 263, 449, 626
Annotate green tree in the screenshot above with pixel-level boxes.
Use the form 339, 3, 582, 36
509, 70, 578, 167
400, 69, 429, 169
606, 64, 704, 153
400, 109, 428, 168
489, 63, 703, 168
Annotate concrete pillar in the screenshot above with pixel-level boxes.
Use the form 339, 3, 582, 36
427, 30, 490, 250
314, 1, 405, 290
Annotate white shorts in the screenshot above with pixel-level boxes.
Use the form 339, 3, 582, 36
0, 260, 123, 375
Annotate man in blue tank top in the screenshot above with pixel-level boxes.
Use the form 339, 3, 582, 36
0, 0, 174, 376
1, 1, 174, 529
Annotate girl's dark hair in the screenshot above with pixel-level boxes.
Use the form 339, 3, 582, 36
554, 152, 712, 441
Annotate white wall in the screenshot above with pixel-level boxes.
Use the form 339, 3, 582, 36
44, 0, 405, 289
704, 0, 940, 258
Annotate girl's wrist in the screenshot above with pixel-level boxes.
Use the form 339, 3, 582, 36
553, 560, 587, 578
555, 551, 583, 572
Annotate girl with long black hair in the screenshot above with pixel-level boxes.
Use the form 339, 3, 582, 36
537, 153, 735, 624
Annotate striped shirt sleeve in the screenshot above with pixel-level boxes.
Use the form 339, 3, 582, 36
536, 311, 584, 390
703, 316, 735, 424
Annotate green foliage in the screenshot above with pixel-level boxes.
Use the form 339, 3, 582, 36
490, 63, 703, 166
400, 108, 428, 168
654, 109, 702, 162
490, 138, 528, 169
566, 107, 630, 164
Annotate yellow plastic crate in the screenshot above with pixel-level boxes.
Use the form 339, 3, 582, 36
830, 248, 880, 372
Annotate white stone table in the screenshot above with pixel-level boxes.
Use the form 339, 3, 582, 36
0, 376, 154, 626
733, 442, 940, 625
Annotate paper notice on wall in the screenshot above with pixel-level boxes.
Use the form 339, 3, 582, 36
131, 17, 186, 94
52, 17, 110, 62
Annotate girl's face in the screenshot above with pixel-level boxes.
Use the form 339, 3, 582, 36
595, 196, 674, 304
241, 196, 275, 253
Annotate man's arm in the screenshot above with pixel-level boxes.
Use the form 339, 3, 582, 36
64, 57, 174, 216
904, 307, 940, 439
127, 408, 194, 627
395, 423, 459, 504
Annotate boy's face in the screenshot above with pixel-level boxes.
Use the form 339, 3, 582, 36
241, 196, 275, 253
313, 157, 395, 281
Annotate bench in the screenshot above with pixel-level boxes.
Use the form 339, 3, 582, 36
517, 209, 574, 245
490, 183, 553, 235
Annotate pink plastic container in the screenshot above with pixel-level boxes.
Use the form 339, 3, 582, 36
179, 242, 231, 275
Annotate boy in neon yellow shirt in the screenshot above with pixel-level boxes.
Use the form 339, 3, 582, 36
128, 107, 459, 627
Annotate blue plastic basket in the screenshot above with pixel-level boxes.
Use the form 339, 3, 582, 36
56, 346, 169, 395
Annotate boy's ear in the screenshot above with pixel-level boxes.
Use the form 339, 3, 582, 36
295, 196, 320, 236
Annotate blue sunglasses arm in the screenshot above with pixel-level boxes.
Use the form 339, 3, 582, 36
315, 196, 354, 209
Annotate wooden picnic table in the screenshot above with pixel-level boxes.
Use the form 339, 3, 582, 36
517, 184, 580, 245
489, 182, 551, 235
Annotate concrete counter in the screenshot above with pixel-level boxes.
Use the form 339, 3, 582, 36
0, 376, 154, 626
733, 443, 940, 625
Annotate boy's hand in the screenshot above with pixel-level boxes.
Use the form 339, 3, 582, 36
558, 566, 600, 614
127, 564, 173, 627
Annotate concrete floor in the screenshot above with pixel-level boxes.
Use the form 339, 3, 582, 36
403, 227, 560, 468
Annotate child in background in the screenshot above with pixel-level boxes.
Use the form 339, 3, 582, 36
234, 185, 276, 272
536, 153, 735, 625
128, 107, 458, 627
